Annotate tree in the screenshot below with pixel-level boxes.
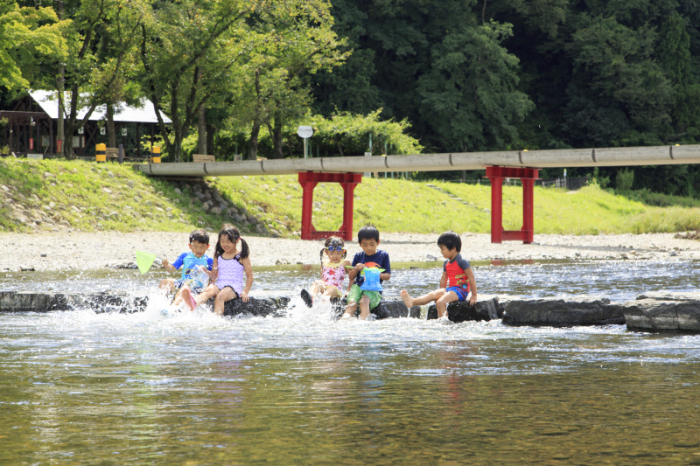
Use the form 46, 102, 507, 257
564, 15, 673, 143
37, 0, 147, 158
0, 0, 66, 91
418, 21, 534, 152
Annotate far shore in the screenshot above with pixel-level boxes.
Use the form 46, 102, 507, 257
1, 231, 699, 273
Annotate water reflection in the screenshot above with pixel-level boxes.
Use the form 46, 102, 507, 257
2, 259, 700, 463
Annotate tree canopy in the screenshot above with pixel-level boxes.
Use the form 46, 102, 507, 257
3, 0, 700, 194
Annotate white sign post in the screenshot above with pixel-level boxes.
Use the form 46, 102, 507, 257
297, 126, 313, 158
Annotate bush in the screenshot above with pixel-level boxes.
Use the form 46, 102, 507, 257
616, 169, 634, 191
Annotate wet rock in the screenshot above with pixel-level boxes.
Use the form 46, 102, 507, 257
0, 291, 147, 314
502, 297, 625, 327
210, 207, 222, 215
373, 300, 421, 319
624, 292, 700, 332
255, 224, 263, 234
426, 297, 503, 322
220, 296, 290, 317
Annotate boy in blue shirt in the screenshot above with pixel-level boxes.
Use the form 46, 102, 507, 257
343, 226, 391, 320
159, 229, 214, 310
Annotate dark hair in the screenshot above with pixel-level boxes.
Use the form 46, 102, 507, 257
357, 226, 379, 243
189, 229, 209, 245
320, 236, 347, 265
214, 224, 249, 259
437, 231, 461, 252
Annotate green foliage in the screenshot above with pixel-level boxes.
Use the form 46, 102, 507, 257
418, 21, 534, 151
616, 169, 634, 191
0, 1, 66, 91
309, 110, 423, 156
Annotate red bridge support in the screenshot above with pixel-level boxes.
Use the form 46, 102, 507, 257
485, 166, 539, 244
298, 172, 362, 241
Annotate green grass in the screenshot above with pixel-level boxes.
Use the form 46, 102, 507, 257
1, 158, 699, 235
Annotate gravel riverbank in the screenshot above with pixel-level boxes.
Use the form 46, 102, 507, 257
1, 231, 699, 272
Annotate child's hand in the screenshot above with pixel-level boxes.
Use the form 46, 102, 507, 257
354, 263, 365, 272
241, 291, 249, 303
469, 293, 478, 305
204, 267, 217, 278
162, 258, 169, 268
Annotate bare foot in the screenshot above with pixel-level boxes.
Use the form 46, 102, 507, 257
400, 290, 414, 308
181, 288, 197, 311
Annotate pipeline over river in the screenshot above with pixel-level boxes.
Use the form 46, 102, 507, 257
137, 144, 700, 177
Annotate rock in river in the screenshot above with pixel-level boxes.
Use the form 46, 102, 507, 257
502, 297, 625, 327
427, 297, 503, 322
623, 292, 700, 332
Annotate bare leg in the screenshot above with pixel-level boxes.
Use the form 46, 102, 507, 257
343, 301, 358, 318
214, 287, 237, 316
196, 284, 220, 306
171, 288, 184, 306
323, 286, 341, 299
358, 295, 371, 320
401, 289, 448, 308
180, 286, 197, 311
159, 278, 175, 292
310, 281, 325, 296
436, 291, 460, 318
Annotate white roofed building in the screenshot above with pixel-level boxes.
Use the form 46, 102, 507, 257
1, 90, 171, 158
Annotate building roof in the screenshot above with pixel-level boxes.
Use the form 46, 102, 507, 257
28, 90, 172, 124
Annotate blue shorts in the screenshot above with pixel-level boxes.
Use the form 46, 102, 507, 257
446, 286, 469, 302
175, 279, 204, 295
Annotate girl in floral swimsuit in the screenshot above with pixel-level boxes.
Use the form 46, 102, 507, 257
197, 224, 253, 316
300, 236, 351, 307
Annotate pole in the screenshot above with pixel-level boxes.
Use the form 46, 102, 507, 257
303, 138, 308, 159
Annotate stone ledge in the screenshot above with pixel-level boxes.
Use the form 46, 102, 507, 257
426, 297, 503, 322
502, 297, 625, 327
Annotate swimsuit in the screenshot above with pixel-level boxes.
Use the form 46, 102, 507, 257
444, 254, 471, 302
215, 253, 244, 296
321, 261, 346, 293
172, 252, 213, 292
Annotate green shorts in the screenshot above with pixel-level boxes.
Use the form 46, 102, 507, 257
347, 284, 382, 310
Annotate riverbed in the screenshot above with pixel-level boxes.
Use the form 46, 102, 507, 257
2, 258, 700, 464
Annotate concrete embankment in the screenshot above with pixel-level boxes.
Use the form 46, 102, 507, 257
3, 290, 700, 332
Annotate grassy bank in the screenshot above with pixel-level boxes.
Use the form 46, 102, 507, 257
1, 158, 699, 235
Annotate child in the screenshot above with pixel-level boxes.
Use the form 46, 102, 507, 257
196, 224, 253, 316
160, 229, 214, 311
343, 226, 391, 320
400, 231, 477, 318
300, 236, 352, 307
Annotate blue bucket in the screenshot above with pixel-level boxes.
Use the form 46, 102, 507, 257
360, 268, 383, 292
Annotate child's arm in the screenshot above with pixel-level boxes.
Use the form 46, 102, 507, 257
162, 258, 178, 274
240, 257, 253, 303
466, 268, 477, 305
439, 271, 447, 289
347, 267, 359, 293
380, 272, 390, 280
204, 257, 218, 279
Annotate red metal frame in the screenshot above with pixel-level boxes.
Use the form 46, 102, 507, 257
298, 172, 362, 241
485, 166, 539, 244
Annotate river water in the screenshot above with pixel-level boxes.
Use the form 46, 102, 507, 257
2, 259, 700, 465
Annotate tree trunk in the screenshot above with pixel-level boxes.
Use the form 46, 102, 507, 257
198, 106, 207, 155
56, 0, 64, 158
206, 123, 214, 156
107, 105, 116, 148
248, 120, 260, 160
271, 113, 284, 159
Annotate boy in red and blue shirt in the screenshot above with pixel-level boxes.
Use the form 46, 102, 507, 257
400, 231, 477, 318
